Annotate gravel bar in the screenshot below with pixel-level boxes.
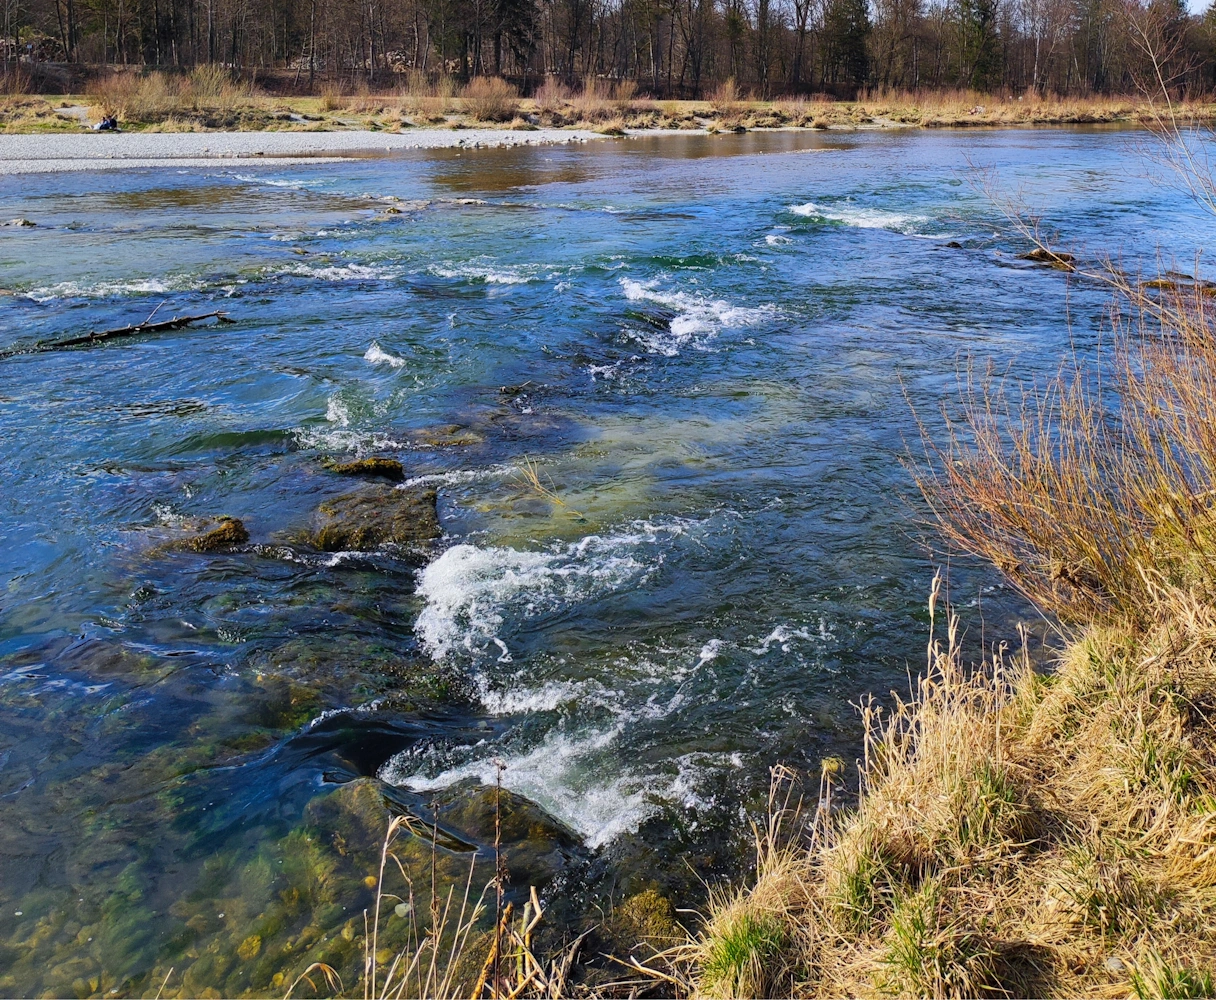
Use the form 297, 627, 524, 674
0, 128, 608, 173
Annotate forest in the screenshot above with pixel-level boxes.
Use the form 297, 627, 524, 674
0, 0, 1210, 99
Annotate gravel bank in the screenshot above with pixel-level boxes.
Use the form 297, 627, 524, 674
0, 128, 607, 173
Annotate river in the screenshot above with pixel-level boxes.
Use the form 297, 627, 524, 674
0, 127, 1211, 997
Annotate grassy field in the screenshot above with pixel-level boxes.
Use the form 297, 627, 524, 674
1, 70, 1210, 133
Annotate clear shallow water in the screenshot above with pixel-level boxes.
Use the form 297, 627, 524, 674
1, 129, 1213, 996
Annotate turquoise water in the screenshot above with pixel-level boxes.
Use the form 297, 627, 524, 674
0, 129, 1211, 996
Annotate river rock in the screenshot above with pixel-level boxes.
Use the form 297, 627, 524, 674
185, 516, 249, 551
327, 456, 405, 482
1019, 247, 1075, 270
4, 218, 35, 227
309, 486, 439, 553
604, 888, 681, 954
428, 779, 584, 884
411, 424, 484, 448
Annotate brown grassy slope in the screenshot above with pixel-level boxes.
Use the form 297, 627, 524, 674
691, 584, 1216, 998
3, 75, 1215, 133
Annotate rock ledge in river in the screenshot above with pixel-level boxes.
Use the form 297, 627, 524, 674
326, 456, 405, 482
185, 516, 249, 551
309, 486, 440, 553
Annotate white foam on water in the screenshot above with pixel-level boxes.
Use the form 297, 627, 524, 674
364, 341, 406, 368
325, 396, 351, 427
22, 276, 197, 303
415, 526, 675, 661
789, 201, 931, 235
619, 277, 774, 355
477, 678, 585, 714
750, 619, 834, 654
294, 426, 407, 452
276, 262, 398, 282
400, 464, 515, 489
429, 258, 540, 285
231, 173, 325, 188
765, 233, 794, 246
382, 723, 660, 848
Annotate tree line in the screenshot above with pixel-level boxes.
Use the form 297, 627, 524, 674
2, 0, 1212, 96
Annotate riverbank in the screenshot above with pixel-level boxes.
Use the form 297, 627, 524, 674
688, 260, 1216, 996
3, 90, 1209, 136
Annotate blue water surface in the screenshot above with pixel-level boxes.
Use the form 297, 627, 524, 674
0, 127, 1210, 996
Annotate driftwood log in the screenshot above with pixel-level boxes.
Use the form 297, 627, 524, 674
0, 311, 234, 360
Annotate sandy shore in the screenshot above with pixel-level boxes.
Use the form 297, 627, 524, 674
0, 128, 608, 173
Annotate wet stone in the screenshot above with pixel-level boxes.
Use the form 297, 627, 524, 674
426, 779, 586, 888
184, 516, 249, 552
410, 424, 484, 448
308, 486, 440, 553
326, 456, 405, 482
605, 888, 681, 954
1019, 247, 1076, 270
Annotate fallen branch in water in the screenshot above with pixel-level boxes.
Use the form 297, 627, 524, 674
0, 310, 234, 360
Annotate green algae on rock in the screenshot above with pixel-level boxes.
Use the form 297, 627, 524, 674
308, 486, 440, 553
411, 424, 485, 448
605, 888, 682, 954
185, 516, 249, 552
325, 456, 405, 482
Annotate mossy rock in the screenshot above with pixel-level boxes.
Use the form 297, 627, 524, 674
430, 780, 581, 853
411, 424, 484, 448
326, 456, 405, 482
605, 889, 681, 955
308, 486, 440, 553
184, 516, 249, 552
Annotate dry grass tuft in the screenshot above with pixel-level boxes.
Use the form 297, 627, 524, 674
913, 250, 1216, 626
461, 76, 519, 123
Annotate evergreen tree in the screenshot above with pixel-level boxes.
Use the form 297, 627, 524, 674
823, 0, 870, 86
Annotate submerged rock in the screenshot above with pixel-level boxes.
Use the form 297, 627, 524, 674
411, 424, 484, 448
425, 779, 586, 886
326, 456, 405, 482
184, 516, 249, 552
309, 486, 440, 553
1019, 247, 1076, 270
605, 888, 682, 954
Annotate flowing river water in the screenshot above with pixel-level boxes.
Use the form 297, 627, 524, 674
1, 128, 1213, 997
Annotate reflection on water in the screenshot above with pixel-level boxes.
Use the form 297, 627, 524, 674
0, 128, 1211, 997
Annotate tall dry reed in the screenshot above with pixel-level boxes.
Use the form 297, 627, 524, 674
461, 76, 519, 123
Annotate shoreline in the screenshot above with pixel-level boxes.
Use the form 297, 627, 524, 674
0, 119, 1148, 174
0, 127, 607, 173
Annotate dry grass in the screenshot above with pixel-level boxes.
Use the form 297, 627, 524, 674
4, 77, 1213, 134
323, 812, 593, 1000
913, 243, 1216, 627
461, 76, 519, 123
689, 577, 1216, 998
401, 72, 457, 122
85, 67, 251, 120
